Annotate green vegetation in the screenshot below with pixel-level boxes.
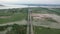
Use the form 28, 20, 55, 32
0, 7, 60, 24
0, 8, 28, 24
0, 25, 9, 31
0, 7, 60, 34
34, 26, 60, 34
6, 24, 27, 34
0, 13, 27, 24
0, 24, 27, 34
31, 7, 60, 15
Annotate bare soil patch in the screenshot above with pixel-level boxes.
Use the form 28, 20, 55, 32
32, 13, 60, 23
32, 13, 60, 29
0, 16, 11, 18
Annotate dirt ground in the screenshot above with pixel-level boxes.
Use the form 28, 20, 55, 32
32, 13, 60, 22
0, 16, 11, 18
32, 13, 60, 29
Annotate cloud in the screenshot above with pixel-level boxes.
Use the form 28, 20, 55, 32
29, 0, 60, 4
0, 0, 60, 4
0, 0, 19, 4
0, 0, 18, 2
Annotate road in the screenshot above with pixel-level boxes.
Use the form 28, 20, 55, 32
27, 8, 34, 34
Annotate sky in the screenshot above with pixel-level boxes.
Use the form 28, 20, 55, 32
0, 0, 60, 5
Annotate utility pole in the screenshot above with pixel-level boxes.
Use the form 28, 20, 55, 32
27, 6, 34, 34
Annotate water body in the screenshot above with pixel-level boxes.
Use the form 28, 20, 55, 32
40, 6, 60, 8
0, 5, 60, 9
0, 5, 38, 9
0, 5, 28, 9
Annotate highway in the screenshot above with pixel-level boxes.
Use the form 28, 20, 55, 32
27, 7, 34, 34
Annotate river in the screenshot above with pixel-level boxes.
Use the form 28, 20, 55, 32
0, 5, 38, 9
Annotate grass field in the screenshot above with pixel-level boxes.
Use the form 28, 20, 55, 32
0, 13, 27, 24
31, 7, 60, 15
34, 26, 60, 34
0, 8, 28, 24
